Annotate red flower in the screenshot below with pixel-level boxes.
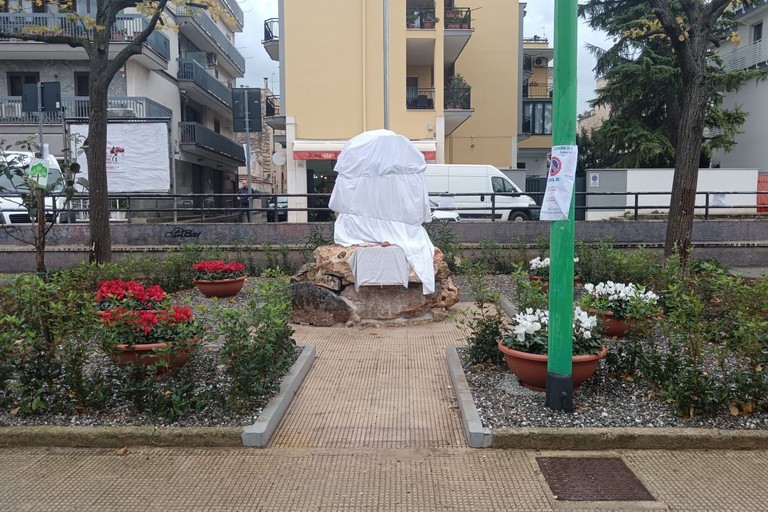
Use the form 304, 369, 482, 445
95, 279, 167, 310
192, 260, 246, 280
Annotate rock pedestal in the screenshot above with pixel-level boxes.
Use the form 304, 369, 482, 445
290, 244, 459, 327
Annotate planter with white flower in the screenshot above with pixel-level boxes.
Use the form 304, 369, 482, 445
192, 260, 247, 298
527, 256, 580, 290
579, 281, 662, 338
498, 307, 606, 391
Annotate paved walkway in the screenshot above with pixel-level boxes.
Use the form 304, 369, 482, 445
3, 310, 768, 510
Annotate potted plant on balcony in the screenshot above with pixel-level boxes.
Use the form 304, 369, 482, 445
459, 11, 471, 29
407, 11, 419, 28
192, 260, 247, 298
498, 306, 607, 391
446, 74, 469, 109
421, 0, 438, 28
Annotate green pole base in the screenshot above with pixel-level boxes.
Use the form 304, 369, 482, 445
545, 373, 574, 412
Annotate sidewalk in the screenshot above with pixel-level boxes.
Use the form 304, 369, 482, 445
2, 314, 768, 510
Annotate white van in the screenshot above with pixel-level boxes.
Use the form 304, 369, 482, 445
424, 164, 539, 221
0, 151, 66, 224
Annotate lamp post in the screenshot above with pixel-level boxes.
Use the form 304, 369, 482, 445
545, 0, 578, 412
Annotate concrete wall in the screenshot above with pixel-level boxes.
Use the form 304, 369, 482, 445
1, 220, 766, 272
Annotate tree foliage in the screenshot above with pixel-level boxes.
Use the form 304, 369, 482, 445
579, 0, 767, 262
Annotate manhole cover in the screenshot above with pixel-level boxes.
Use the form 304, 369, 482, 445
536, 457, 655, 501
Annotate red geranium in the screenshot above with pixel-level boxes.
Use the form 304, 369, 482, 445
95, 279, 167, 311
192, 260, 246, 281
98, 305, 200, 347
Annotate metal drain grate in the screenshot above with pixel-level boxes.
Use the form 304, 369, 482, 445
537, 457, 655, 502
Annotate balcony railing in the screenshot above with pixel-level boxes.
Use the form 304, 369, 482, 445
523, 83, 553, 98
0, 96, 171, 123
722, 39, 768, 71
0, 13, 170, 61
179, 122, 245, 163
220, 0, 244, 29
405, 7, 437, 29
178, 59, 232, 108
445, 85, 471, 109
263, 18, 279, 42
444, 7, 471, 29
406, 87, 435, 109
173, 6, 245, 75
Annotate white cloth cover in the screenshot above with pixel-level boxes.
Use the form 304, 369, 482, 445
348, 245, 410, 290
330, 129, 436, 294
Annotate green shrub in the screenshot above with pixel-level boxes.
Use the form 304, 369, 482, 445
457, 264, 505, 365
425, 221, 462, 273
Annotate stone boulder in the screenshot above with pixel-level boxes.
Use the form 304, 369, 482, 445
290, 244, 459, 326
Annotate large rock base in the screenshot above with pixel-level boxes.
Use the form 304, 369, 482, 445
291, 244, 459, 327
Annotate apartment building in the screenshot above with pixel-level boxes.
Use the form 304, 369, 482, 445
712, 0, 768, 174
518, 34, 553, 175
262, 0, 536, 221
0, 1, 247, 216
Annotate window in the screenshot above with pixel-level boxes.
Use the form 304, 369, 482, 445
32, 0, 48, 13
522, 101, 553, 135
74, 72, 89, 96
7, 72, 39, 97
753, 22, 763, 44
492, 177, 518, 193
213, 118, 221, 133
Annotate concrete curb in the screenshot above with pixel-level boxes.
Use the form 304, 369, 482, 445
446, 346, 492, 448
242, 344, 316, 447
491, 427, 768, 450
0, 345, 317, 448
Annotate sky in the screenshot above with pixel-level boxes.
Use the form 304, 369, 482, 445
238, 1, 608, 114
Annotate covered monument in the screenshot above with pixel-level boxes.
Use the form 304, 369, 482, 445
291, 130, 459, 326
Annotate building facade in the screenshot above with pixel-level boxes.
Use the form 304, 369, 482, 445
0, 1, 247, 217
262, 0, 538, 221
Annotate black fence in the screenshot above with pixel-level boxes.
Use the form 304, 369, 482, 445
1, 191, 765, 225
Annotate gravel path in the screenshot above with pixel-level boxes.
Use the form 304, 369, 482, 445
452, 274, 768, 431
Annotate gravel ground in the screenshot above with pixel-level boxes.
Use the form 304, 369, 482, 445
0, 278, 298, 429
452, 274, 768, 431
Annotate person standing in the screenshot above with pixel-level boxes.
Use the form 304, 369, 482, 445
237, 179, 252, 223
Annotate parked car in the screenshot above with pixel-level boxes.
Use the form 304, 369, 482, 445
267, 196, 288, 222
429, 199, 461, 222
0, 151, 66, 224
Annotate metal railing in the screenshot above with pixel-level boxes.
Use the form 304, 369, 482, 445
406, 87, 435, 109
263, 17, 279, 42
265, 93, 281, 117
0, 13, 171, 61
523, 83, 553, 98
445, 85, 471, 109
173, 6, 245, 74
178, 122, 246, 163
3, 191, 764, 225
722, 38, 768, 71
405, 7, 437, 28
220, 0, 244, 29
0, 96, 171, 123
177, 59, 233, 108
444, 7, 471, 29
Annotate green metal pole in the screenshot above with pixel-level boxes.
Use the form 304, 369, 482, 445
545, 0, 578, 412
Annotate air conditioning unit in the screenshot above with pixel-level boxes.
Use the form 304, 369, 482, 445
533, 56, 547, 67
206, 53, 218, 67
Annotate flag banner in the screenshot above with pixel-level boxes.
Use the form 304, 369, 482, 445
540, 145, 578, 221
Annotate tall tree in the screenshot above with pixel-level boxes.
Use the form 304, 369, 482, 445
580, 0, 766, 261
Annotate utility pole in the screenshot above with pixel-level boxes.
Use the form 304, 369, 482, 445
383, 0, 389, 129
243, 87, 252, 220
545, 0, 578, 412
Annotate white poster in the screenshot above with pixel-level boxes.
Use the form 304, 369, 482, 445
540, 145, 579, 221
70, 123, 170, 192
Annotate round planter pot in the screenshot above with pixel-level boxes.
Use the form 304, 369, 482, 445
587, 309, 663, 338
194, 276, 246, 298
110, 339, 199, 372
497, 341, 608, 391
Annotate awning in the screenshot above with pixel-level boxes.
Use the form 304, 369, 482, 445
293, 140, 437, 161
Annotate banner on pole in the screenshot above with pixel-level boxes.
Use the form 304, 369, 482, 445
540, 145, 578, 221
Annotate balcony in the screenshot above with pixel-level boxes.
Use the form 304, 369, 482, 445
264, 93, 285, 131
219, 0, 245, 32
722, 39, 768, 71
404, 4, 472, 66
262, 18, 279, 61
179, 122, 245, 166
178, 59, 233, 113
523, 82, 552, 98
174, 6, 245, 77
0, 13, 170, 69
444, 82, 472, 135
0, 96, 171, 123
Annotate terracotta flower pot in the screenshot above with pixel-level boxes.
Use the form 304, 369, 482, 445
110, 338, 200, 372
587, 309, 663, 338
194, 276, 246, 298
497, 341, 608, 391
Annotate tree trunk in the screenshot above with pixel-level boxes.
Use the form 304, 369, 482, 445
87, 50, 113, 263
664, 67, 709, 263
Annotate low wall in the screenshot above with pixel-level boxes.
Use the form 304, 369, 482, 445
0, 220, 766, 272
